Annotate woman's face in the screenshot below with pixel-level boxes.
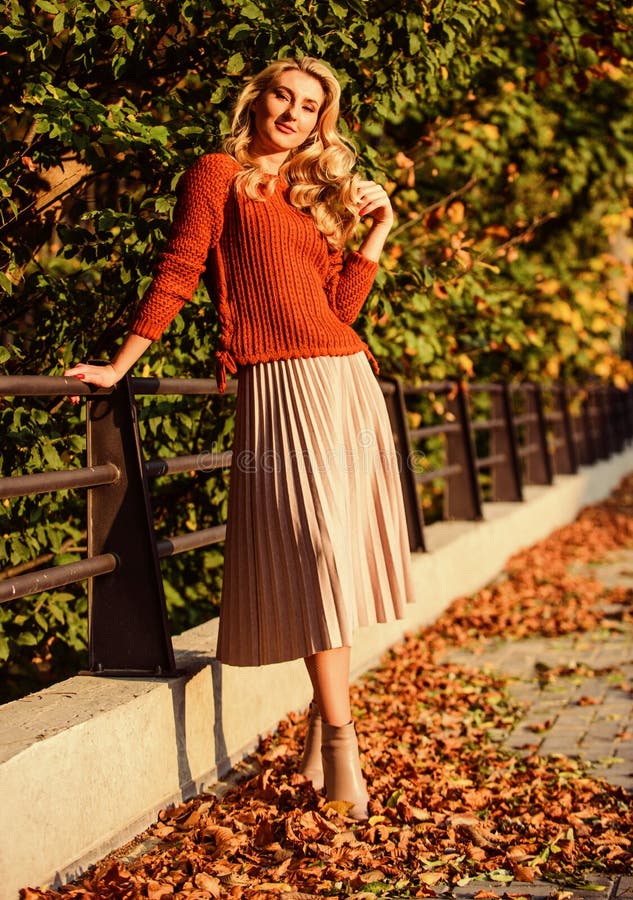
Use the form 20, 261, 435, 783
250, 69, 325, 159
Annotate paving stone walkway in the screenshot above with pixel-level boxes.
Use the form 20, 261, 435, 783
441, 549, 633, 900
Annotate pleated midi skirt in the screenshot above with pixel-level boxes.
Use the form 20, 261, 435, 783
215, 351, 415, 667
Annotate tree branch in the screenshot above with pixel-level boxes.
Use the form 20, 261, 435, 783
390, 177, 478, 239
0, 536, 87, 580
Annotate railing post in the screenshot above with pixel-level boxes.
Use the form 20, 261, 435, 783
86, 375, 177, 675
380, 377, 426, 552
608, 385, 625, 454
554, 383, 578, 475
491, 384, 523, 501
584, 385, 608, 462
445, 383, 483, 520
625, 385, 633, 442
524, 384, 553, 485
597, 384, 615, 457
579, 389, 596, 465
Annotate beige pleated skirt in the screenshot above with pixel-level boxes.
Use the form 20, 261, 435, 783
215, 351, 415, 667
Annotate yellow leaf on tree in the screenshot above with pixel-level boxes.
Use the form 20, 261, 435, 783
574, 289, 595, 310
526, 329, 543, 347
447, 201, 465, 224
395, 151, 414, 169
457, 134, 477, 151
591, 316, 609, 332
592, 338, 611, 354
557, 330, 578, 356
614, 373, 629, 390
458, 353, 475, 376
550, 300, 574, 323
594, 359, 611, 378
570, 310, 584, 332
537, 279, 561, 296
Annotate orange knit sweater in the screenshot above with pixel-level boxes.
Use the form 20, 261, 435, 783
130, 153, 380, 392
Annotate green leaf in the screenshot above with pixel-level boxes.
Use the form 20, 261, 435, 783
228, 24, 251, 40
0, 272, 13, 295
17, 632, 38, 647
328, 0, 348, 18
149, 126, 169, 143
240, 3, 261, 19
226, 52, 246, 74
36, 0, 59, 12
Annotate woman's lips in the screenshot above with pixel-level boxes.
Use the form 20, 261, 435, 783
275, 123, 296, 134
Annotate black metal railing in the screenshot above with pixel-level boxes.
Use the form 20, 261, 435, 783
382, 380, 633, 552
0, 374, 235, 677
1, 374, 631, 675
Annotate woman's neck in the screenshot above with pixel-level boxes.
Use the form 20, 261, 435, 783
249, 145, 289, 176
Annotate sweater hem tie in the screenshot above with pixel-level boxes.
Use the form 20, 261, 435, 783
215, 348, 238, 394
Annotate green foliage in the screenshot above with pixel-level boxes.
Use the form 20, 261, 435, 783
1, 0, 632, 698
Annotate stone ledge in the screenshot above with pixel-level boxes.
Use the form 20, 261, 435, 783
2, 446, 633, 900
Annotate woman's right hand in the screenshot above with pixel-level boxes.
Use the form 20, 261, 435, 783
63, 334, 152, 403
63, 362, 120, 404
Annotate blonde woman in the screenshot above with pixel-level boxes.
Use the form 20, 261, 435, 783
65, 57, 414, 819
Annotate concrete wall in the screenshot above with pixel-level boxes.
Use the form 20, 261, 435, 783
3, 447, 633, 900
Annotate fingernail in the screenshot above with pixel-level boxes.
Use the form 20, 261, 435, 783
76, 374, 85, 380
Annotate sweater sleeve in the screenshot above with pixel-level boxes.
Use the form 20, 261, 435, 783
130, 154, 236, 341
323, 249, 379, 325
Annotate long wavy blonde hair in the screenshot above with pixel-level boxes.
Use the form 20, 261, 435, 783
223, 57, 360, 250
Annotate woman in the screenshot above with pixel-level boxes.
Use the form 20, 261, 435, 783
65, 57, 414, 819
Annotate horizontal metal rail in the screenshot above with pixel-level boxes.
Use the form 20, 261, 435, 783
0, 463, 120, 500
402, 381, 454, 396
468, 383, 504, 394
0, 376, 113, 398
132, 377, 237, 396
475, 452, 506, 470
145, 451, 233, 478
415, 463, 463, 484
410, 422, 461, 440
471, 417, 505, 432
512, 413, 539, 426
0, 553, 118, 604
517, 442, 541, 458
0, 374, 237, 399
156, 526, 227, 558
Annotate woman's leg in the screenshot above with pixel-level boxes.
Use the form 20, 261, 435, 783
303, 646, 368, 819
304, 646, 351, 726
298, 647, 350, 791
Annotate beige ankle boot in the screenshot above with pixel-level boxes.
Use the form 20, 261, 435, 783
321, 721, 369, 820
298, 702, 324, 791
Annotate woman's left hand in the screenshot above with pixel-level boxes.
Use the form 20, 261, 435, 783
356, 180, 394, 229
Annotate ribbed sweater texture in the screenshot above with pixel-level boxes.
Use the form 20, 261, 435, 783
130, 153, 380, 392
